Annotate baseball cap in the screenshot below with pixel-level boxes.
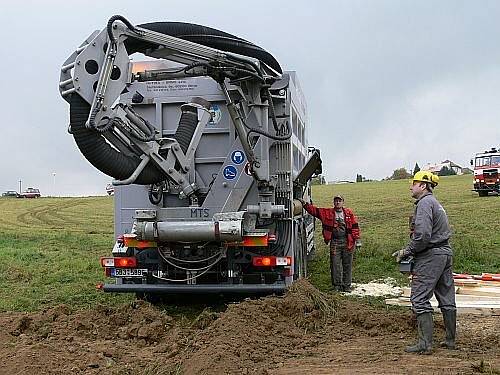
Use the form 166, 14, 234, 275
333, 194, 344, 201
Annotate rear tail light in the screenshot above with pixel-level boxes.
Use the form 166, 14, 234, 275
123, 234, 157, 249
242, 234, 269, 247
101, 257, 114, 267
252, 256, 292, 267
100, 257, 137, 268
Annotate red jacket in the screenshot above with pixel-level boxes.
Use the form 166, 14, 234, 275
304, 203, 361, 251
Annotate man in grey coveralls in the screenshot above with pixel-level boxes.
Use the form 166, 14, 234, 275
392, 170, 457, 354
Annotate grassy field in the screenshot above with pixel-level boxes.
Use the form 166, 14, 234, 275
0, 196, 130, 311
0, 174, 498, 311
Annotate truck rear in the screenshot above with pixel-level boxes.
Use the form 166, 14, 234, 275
59, 16, 321, 296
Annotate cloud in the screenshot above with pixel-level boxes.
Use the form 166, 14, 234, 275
332, 66, 500, 181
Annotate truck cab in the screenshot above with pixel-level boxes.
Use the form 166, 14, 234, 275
471, 147, 500, 196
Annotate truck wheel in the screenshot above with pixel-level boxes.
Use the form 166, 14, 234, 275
478, 191, 488, 197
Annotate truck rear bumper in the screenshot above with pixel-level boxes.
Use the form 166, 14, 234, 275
102, 283, 287, 294
473, 183, 499, 192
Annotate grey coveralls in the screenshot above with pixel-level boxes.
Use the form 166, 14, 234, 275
407, 192, 456, 314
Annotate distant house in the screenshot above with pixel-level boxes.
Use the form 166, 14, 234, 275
327, 180, 355, 185
425, 160, 463, 175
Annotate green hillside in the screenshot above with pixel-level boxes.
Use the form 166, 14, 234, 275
0, 174, 498, 311
0, 196, 127, 311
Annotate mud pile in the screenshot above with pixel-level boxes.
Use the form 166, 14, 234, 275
3, 301, 188, 374
176, 279, 336, 374
2, 280, 496, 375
173, 279, 416, 374
10, 300, 175, 343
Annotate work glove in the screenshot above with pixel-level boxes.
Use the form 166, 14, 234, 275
391, 248, 410, 263
355, 239, 362, 249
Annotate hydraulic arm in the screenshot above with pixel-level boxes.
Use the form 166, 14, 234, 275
59, 15, 287, 203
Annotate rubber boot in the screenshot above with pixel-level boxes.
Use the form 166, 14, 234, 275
439, 310, 456, 350
405, 312, 433, 354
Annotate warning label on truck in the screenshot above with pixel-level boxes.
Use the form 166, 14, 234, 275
145, 80, 198, 93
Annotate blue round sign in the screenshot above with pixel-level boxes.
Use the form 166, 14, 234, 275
231, 150, 245, 165
223, 165, 238, 180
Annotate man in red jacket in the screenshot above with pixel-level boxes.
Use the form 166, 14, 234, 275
299, 195, 361, 292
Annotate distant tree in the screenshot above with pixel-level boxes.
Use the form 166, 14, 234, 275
391, 168, 412, 180
462, 168, 473, 175
413, 163, 421, 175
311, 174, 326, 185
438, 166, 456, 176
356, 174, 363, 183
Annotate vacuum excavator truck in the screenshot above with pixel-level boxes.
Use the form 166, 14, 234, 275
59, 16, 322, 296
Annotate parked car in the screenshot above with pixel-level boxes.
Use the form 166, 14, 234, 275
2, 190, 19, 197
19, 188, 41, 198
106, 184, 114, 196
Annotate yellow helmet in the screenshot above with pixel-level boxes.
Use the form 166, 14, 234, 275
411, 170, 439, 187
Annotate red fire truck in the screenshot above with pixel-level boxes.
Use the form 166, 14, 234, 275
471, 147, 500, 196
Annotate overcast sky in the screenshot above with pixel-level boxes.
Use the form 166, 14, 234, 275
1, 0, 500, 196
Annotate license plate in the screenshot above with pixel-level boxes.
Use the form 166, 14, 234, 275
112, 268, 147, 277
276, 257, 288, 266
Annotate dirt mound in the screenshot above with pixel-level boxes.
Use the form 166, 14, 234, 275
1, 281, 498, 375
2, 301, 187, 374
177, 280, 336, 374
175, 280, 420, 374
10, 300, 174, 343
336, 299, 415, 335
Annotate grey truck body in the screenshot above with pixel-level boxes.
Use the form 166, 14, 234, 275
59, 16, 321, 294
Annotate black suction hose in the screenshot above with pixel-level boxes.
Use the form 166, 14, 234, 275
175, 102, 206, 154
126, 22, 282, 74
70, 94, 162, 184
70, 97, 211, 185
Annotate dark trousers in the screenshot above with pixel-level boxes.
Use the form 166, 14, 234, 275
410, 251, 456, 315
330, 241, 353, 291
